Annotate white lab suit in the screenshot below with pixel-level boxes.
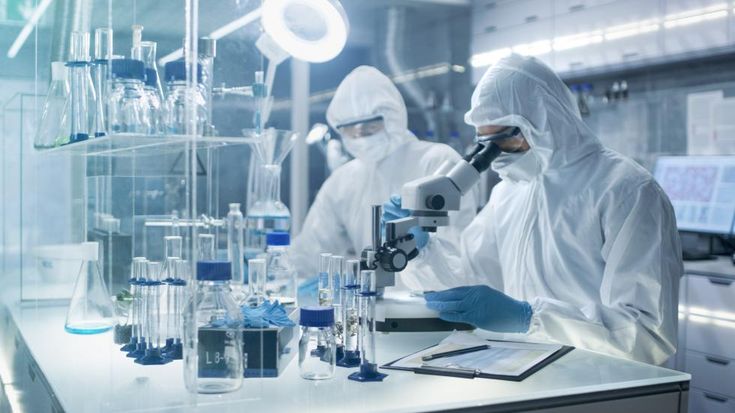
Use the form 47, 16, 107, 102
454, 54, 681, 365
291, 66, 477, 291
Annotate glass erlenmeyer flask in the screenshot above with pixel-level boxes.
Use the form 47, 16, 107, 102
34, 62, 70, 149
65, 242, 115, 334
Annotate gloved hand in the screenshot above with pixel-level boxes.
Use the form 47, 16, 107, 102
425, 285, 533, 333
382, 194, 429, 249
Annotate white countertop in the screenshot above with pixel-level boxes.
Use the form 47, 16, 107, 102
9, 303, 690, 413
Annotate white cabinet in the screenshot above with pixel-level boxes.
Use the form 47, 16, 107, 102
472, 0, 553, 35
686, 351, 735, 397
690, 389, 735, 413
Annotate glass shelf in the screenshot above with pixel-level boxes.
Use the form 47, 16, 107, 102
38, 133, 258, 157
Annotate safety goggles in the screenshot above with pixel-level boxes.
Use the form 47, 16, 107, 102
475, 126, 526, 152
335, 115, 385, 139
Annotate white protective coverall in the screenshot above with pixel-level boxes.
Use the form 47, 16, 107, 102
290, 65, 478, 291
455, 54, 681, 365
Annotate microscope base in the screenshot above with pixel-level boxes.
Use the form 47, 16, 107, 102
376, 294, 474, 333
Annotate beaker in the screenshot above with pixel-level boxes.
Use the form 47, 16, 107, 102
64, 242, 115, 334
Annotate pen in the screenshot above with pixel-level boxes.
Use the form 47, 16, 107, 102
421, 344, 491, 361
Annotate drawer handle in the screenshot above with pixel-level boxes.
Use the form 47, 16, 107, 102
704, 393, 729, 403
569, 4, 585, 12
525, 15, 538, 23
705, 356, 731, 366
709, 277, 733, 286
484, 25, 497, 33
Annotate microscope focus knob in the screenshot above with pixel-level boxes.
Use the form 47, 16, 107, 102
425, 194, 445, 210
380, 247, 408, 272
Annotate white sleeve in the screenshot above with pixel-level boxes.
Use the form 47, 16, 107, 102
290, 178, 352, 281
527, 181, 681, 365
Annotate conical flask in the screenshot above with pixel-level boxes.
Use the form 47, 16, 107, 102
34, 62, 70, 149
65, 242, 115, 334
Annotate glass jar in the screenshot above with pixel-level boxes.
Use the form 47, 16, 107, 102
162, 60, 207, 135
183, 261, 243, 394
298, 306, 336, 380
108, 58, 150, 134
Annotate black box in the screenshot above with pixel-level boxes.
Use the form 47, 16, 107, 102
242, 307, 298, 378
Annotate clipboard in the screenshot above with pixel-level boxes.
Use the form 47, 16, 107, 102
382, 339, 574, 381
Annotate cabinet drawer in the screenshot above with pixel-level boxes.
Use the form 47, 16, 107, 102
686, 351, 735, 397
472, 0, 553, 35
685, 317, 735, 360
686, 275, 735, 317
690, 388, 735, 413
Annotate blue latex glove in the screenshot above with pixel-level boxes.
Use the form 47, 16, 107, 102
425, 285, 533, 333
382, 194, 429, 249
241, 301, 296, 328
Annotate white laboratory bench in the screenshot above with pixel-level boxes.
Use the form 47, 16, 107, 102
0, 301, 690, 413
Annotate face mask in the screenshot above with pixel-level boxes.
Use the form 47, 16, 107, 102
341, 131, 391, 163
492, 149, 543, 182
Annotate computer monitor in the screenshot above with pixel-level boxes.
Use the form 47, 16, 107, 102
653, 156, 735, 235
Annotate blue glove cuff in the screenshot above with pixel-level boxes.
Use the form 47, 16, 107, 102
519, 301, 533, 333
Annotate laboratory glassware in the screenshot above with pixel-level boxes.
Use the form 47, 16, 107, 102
136, 261, 171, 365
244, 258, 267, 307
66, 31, 97, 144
329, 255, 345, 360
165, 259, 189, 360
337, 259, 361, 367
161, 236, 182, 354
227, 203, 245, 289
198, 233, 215, 261
34, 61, 70, 149
163, 60, 207, 134
121, 257, 146, 352
348, 270, 388, 382
127, 258, 149, 358
108, 59, 149, 134
244, 129, 297, 264
64, 242, 115, 334
132, 40, 163, 134
184, 261, 243, 394
317, 252, 332, 306
198, 37, 217, 136
90, 27, 112, 137
265, 231, 296, 305
299, 306, 336, 380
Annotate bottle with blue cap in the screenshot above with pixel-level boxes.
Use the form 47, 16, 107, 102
183, 251, 243, 394
162, 60, 207, 135
298, 306, 336, 380
265, 231, 296, 306
107, 58, 150, 134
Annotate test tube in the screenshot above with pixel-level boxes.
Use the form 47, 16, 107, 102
198, 233, 215, 261
165, 259, 188, 360
67, 31, 94, 143
92, 27, 112, 137
136, 261, 171, 365
317, 253, 332, 306
121, 257, 146, 353
348, 270, 387, 382
127, 258, 148, 358
329, 255, 345, 356
162, 236, 183, 351
338, 259, 361, 367
246, 258, 267, 307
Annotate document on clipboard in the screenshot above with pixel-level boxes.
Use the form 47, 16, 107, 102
382, 332, 573, 381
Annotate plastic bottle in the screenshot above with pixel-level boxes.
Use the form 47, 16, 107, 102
265, 231, 296, 306
299, 306, 336, 380
108, 59, 150, 134
163, 60, 207, 135
34, 62, 70, 149
184, 261, 243, 394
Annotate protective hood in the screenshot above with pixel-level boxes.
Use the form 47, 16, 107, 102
327, 65, 416, 160
465, 54, 602, 177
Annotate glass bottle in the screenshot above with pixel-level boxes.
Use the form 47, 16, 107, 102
66, 31, 97, 144
298, 306, 336, 380
265, 231, 296, 306
90, 27, 112, 137
244, 164, 291, 258
348, 270, 388, 382
163, 60, 207, 135
108, 59, 150, 134
337, 259, 361, 367
65, 242, 115, 334
184, 261, 243, 394
34, 61, 70, 149
132, 40, 163, 135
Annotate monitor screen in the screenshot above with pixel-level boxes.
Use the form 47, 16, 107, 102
653, 156, 735, 234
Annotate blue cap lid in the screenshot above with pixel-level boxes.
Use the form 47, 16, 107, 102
300, 306, 334, 327
164, 60, 202, 83
111, 59, 145, 81
266, 231, 290, 246
196, 261, 231, 281
144, 68, 158, 88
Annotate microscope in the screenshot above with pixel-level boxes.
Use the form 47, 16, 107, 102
361, 141, 502, 332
